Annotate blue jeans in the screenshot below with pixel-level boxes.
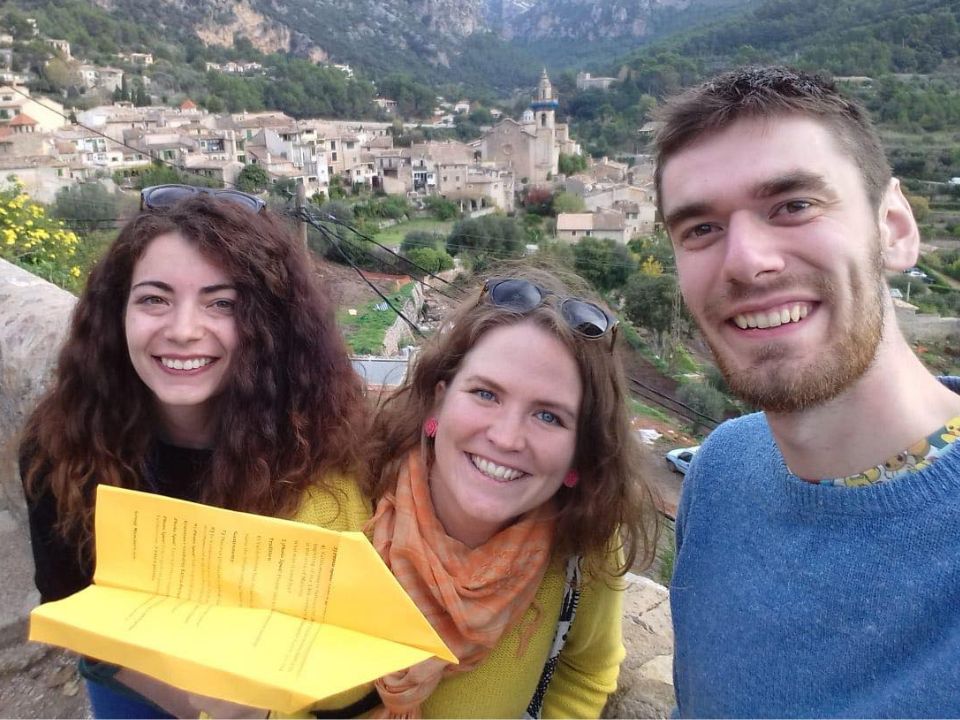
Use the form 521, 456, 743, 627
85, 678, 174, 719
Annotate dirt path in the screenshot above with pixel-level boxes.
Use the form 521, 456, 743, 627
0, 643, 89, 719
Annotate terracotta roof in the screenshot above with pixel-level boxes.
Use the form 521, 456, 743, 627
556, 213, 594, 231
9, 113, 37, 126
180, 99, 197, 110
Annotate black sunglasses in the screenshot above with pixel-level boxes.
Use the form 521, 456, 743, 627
140, 184, 266, 214
481, 277, 619, 342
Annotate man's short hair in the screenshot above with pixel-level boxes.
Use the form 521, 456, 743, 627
653, 65, 891, 215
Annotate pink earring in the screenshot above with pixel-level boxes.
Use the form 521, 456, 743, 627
423, 416, 439, 438
563, 470, 579, 488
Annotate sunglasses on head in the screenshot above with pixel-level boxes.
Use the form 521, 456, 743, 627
481, 277, 619, 342
140, 184, 267, 214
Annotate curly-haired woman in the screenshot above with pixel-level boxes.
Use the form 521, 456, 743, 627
20, 186, 366, 718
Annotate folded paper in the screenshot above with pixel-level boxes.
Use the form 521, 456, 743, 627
29, 485, 456, 712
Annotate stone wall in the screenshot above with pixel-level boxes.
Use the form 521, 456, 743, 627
0, 259, 676, 716
606, 574, 675, 718
381, 282, 424, 356
895, 306, 960, 344
0, 259, 76, 521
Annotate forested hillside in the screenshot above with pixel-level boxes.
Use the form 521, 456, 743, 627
562, 0, 960, 176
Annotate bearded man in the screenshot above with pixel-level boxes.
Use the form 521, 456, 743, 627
656, 66, 960, 717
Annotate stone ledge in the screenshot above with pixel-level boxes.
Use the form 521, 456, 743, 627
0, 258, 76, 522
605, 573, 674, 718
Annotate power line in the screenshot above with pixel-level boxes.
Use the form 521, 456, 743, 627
301, 212, 425, 339
325, 213, 466, 294
628, 376, 719, 428
298, 208, 466, 302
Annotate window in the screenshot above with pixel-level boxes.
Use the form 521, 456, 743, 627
330, 140, 337, 150
331, 152, 337, 162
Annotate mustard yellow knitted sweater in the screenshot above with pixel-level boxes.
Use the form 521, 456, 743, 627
289, 476, 625, 719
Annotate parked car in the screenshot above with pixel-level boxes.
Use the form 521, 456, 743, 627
665, 445, 700, 475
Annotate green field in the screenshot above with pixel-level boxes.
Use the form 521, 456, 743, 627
337, 282, 416, 355
372, 218, 454, 248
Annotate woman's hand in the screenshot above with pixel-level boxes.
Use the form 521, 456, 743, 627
185, 693, 269, 719
114, 668, 268, 718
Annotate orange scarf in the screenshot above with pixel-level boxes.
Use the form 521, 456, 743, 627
368, 450, 556, 718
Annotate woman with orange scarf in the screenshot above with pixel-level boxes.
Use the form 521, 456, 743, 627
302, 267, 658, 719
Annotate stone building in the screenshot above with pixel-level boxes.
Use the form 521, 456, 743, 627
476, 69, 579, 184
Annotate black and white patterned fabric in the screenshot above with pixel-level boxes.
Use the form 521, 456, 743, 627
524, 555, 582, 719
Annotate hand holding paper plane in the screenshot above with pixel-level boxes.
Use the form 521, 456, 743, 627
29, 485, 456, 713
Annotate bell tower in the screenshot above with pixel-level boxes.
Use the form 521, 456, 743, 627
531, 68, 558, 130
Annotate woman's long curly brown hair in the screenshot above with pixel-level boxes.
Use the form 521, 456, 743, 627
22, 195, 366, 555
363, 266, 658, 578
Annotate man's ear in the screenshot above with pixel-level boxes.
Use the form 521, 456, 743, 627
878, 177, 920, 272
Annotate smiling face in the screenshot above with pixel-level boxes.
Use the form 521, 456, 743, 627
124, 232, 238, 446
661, 115, 890, 413
429, 320, 582, 548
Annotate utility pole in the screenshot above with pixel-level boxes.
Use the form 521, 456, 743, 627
296, 182, 308, 248
669, 278, 683, 368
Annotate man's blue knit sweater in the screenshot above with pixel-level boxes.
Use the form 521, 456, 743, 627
671, 391, 960, 717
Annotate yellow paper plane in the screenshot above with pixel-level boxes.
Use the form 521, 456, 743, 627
29, 485, 456, 713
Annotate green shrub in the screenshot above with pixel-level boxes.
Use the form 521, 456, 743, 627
423, 195, 459, 220
0, 179, 83, 292
676, 381, 725, 430
401, 230, 443, 253
404, 246, 453, 274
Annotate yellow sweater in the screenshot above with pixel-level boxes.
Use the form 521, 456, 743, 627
289, 477, 625, 719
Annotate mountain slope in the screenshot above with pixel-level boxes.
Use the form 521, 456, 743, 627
5, 0, 753, 90
615, 0, 960, 76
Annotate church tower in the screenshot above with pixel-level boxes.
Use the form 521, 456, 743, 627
531, 68, 558, 130
528, 68, 560, 181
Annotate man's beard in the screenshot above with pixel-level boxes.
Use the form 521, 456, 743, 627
703, 253, 886, 414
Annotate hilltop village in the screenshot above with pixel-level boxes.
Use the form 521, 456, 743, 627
0, 27, 658, 245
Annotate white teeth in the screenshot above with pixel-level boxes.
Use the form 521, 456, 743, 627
733, 303, 810, 330
470, 455, 524, 481
161, 357, 212, 370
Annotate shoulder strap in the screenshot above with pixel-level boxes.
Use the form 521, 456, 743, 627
524, 555, 582, 719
